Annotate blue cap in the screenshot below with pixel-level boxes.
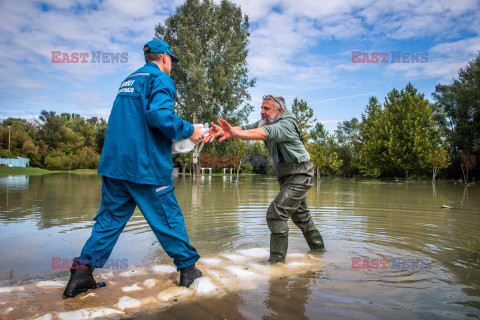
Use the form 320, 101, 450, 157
144, 39, 179, 63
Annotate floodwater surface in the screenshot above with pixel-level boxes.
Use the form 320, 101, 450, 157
0, 173, 479, 319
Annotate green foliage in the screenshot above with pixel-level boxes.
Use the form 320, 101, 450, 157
1, 112, 106, 171
466, 236, 480, 264
44, 150, 72, 170
155, 0, 255, 125
307, 122, 344, 177
291, 97, 316, 141
433, 52, 480, 156
333, 118, 360, 176
357, 84, 446, 179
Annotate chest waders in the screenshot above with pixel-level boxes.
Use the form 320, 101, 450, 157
266, 125, 325, 264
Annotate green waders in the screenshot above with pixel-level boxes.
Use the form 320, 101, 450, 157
266, 161, 325, 263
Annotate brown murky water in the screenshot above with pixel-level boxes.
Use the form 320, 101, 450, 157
0, 173, 479, 319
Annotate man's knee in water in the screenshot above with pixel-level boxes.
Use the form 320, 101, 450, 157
267, 218, 289, 236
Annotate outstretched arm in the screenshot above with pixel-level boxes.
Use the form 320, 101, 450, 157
205, 121, 243, 143
218, 118, 267, 141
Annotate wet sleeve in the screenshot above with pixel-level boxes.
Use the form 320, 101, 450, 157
240, 121, 260, 130
262, 120, 297, 142
145, 76, 194, 140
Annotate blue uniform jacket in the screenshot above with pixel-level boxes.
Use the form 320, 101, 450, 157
98, 62, 194, 186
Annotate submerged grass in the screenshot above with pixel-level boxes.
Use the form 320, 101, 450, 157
0, 166, 98, 177
0, 166, 53, 176
466, 236, 480, 264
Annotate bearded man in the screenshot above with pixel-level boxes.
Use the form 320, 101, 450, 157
205, 95, 325, 263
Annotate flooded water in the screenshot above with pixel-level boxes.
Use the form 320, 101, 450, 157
0, 173, 480, 319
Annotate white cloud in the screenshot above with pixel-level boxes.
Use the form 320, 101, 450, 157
1, 0, 479, 120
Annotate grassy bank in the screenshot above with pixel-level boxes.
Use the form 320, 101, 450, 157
0, 166, 97, 177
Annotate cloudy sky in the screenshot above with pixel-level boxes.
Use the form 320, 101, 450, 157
1, 0, 479, 132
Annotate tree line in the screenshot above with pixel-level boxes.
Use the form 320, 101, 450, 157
295, 52, 479, 182
0, 111, 107, 170
1, 0, 478, 182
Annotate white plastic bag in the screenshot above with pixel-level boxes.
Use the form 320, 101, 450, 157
172, 123, 209, 154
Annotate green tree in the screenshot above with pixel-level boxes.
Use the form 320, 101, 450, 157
94, 118, 108, 154
427, 147, 450, 181
358, 85, 446, 179
357, 97, 385, 177
36, 110, 65, 149
334, 118, 360, 176
155, 0, 255, 175
433, 52, 480, 178
291, 97, 316, 142
308, 141, 327, 179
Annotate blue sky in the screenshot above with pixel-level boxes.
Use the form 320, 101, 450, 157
0, 0, 479, 133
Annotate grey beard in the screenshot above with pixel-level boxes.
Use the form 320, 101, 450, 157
258, 115, 277, 127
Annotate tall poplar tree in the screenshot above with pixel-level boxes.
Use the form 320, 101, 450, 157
155, 0, 255, 175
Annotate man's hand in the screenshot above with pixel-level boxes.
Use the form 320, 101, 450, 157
189, 125, 205, 144
204, 122, 224, 143
218, 118, 239, 142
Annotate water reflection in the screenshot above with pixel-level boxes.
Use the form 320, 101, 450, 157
0, 174, 479, 319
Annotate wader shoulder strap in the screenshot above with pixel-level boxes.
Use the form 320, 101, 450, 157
264, 119, 304, 163
290, 120, 304, 145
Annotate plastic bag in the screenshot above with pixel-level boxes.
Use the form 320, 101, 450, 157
172, 123, 209, 154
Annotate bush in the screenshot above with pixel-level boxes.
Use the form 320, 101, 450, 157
0, 149, 16, 158
73, 147, 99, 169
44, 150, 72, 170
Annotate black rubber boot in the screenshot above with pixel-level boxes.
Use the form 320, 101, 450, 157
303, 230, 326, 252
267, 233, 288, 264
179, 264, 202, 288
63, 264, 106, 298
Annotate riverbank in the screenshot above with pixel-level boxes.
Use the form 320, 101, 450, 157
0, 166, 97, 177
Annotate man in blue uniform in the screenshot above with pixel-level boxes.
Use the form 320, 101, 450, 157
63, 40, 204, 298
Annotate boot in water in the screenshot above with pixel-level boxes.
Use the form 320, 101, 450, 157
267, 233, 288, 264
179, 264, 202, 287
303, 229, 326, 252
63, 264, 106, 298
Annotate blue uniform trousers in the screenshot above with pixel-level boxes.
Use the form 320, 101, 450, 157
76, 176, 200, 270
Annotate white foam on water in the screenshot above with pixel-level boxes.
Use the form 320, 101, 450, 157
139, 296, 157, 306
99, 272, 114, 279
57, 308, 124, 320
35, 281, 67, 288
3, 307, 13, 314
222, 253, 249, 262
237, 248, 269, 258
288, 253, 309, 259
0, 286, 25, 293
286, 261, 310, 268
152, 265, 177, 273
225, 266, 263, 280
57, 307, 124, 320
33, 313, 53, 320
119, 269, 147, 277
2, 248, 323, 320
205, 270, 223, 281
201, 258, 222, 265
122, 283, 143, 292
191, 277, 218, 295
143, 279, 159, 288
156, 287, 192, 303
115, 296, 141, 310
